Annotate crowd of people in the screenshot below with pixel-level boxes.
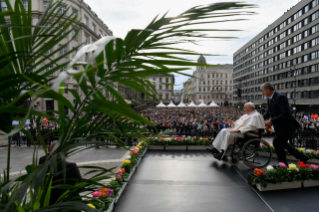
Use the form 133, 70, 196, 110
294, 112, 319, 132
139, 107, 254, 135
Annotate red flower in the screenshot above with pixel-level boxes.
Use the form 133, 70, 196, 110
254, 168, 265, 176
175, 137, 182, 141
298, 161, 309, 169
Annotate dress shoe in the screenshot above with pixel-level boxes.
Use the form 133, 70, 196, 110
301, 155, 310, 164
213, 152, 224, 160
206, 147, 219, 154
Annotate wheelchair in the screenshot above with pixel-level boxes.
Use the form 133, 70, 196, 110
221, 129, 273, 169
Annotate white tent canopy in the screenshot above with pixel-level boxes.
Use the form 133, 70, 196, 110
187, 101, 197, 107
208, 101, 219, 107
156, 101, 167, 108
177, 101, 187, 107
197, 100, 208, 107
167, 101, 176, 107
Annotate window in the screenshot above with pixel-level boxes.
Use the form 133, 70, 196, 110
311, 51, 319, 60
92, 24, 96, 33
58, 4, 66, 16
293, 33, 302, 43
293, 45, 301, 54
313, 0, 319, 8
279, 32, 286, 39
71, 8, 78, 18
46, 65, 53, 72
279, 52, 286, 59
59, 44, 67, 56
312, 11, 319, 21
304, 42, 309, 50
46, 46, 53, 55
84, 16, 89, 25
84, 34, 88, 44
72, 29, 77, 40
287, 39, 291, 46
304, 17, 309, 26
304, 29, 309, 38
166, 78, 169, 83
312, 37, 319, 47
1, 1, 8, 11
287, 28, 291, 35
312, 24, 319, 34
59, 24, 66, 35
22, 1, 28, 10
288, 17, 292, 24
304, 55, 308, 62
294, 10, 303, 20
293, 22, 302, 31
60, 66, 67, 73
305, 5, 310, 13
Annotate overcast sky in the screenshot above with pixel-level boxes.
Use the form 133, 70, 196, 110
87, 0, 301, 89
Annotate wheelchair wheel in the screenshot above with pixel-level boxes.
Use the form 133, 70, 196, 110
229, 156, 239, 166
241, 138, 272, 169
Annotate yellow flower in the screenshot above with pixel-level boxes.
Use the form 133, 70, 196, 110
270, 144, 274, 148
87, 204, 95, 209
299, 148, 305, 152
139, 141, 145, 145
288, 164, 296, 169
199, 137, 203, 140
122, 160, 131, 165
136, 145, 143, 149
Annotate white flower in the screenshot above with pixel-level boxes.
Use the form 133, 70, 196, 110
126, 155, 131, 159
110, 177, 116, 181
306, 149, 311, 153
266, 165, 274, 171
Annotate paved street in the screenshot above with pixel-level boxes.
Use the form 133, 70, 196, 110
0, 146, 128, 173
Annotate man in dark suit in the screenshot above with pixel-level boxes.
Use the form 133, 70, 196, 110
39, 141, 82, 207
261, 83, 309, 165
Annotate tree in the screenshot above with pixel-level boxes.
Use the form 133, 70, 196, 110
0, 1, 255, 211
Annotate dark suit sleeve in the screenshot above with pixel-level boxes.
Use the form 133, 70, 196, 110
270, 95, 290, 124
263, 106, 270, 120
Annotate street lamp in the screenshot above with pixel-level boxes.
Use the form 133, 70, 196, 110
293, 65, 297, 117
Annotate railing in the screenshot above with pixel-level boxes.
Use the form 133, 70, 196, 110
292, 130, 319, 150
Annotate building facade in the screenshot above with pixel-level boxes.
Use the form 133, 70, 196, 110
148, 75, 174, 104
188, 56, 233, 106
183, 78, 192, 103
2, 0, 113, 115
233, 0, 319, 110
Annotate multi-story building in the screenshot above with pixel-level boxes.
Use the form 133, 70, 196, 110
183, 78, 192, 103
189, 55, 233, 106
233, 0, 319, 111
2, 0, 113, 115
148, 75, 174, 104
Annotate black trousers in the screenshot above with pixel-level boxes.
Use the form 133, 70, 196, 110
273, 132, 304, 165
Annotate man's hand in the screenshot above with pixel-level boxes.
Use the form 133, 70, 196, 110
229, 130, 240, 133
265, 120, 272, 127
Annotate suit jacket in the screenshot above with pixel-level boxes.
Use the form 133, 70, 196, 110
263, 91, 294, 136
39, 158, 82, 207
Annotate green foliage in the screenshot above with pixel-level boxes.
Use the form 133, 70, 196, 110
0, 0, 256, 211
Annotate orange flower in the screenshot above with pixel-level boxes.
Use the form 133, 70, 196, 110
160, 137, 164, 141
121, 168, 125, 173
100, 192, 106, 197
101, 188, 108, 192
205, 138, 209, 142
254, 168, 265, 176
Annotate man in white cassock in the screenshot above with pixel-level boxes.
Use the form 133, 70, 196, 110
206, 102, 265, 160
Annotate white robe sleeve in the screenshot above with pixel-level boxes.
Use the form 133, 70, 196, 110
238, 125, 258, 134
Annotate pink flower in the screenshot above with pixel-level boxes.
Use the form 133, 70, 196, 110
149, 134, 153, 138
311, 150, 315, 154
211, 138, 214, 141
310, 165, 319, 170
172, 135, 176, 138
116, 169, 124, 175
279, 162, 286, 168
193, 136, 196, 139
317, 150, 319, 153
130, 149, 139, 155
92, 191, 101, 197
182, 135, 186, 138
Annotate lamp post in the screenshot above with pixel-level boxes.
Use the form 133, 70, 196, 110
293, 65, 297, 117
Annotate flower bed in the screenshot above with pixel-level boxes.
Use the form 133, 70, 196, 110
259, 144, 319, 160
253, 162, 319, 191
87, 141, 148, 211
146, 135, 214, 146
